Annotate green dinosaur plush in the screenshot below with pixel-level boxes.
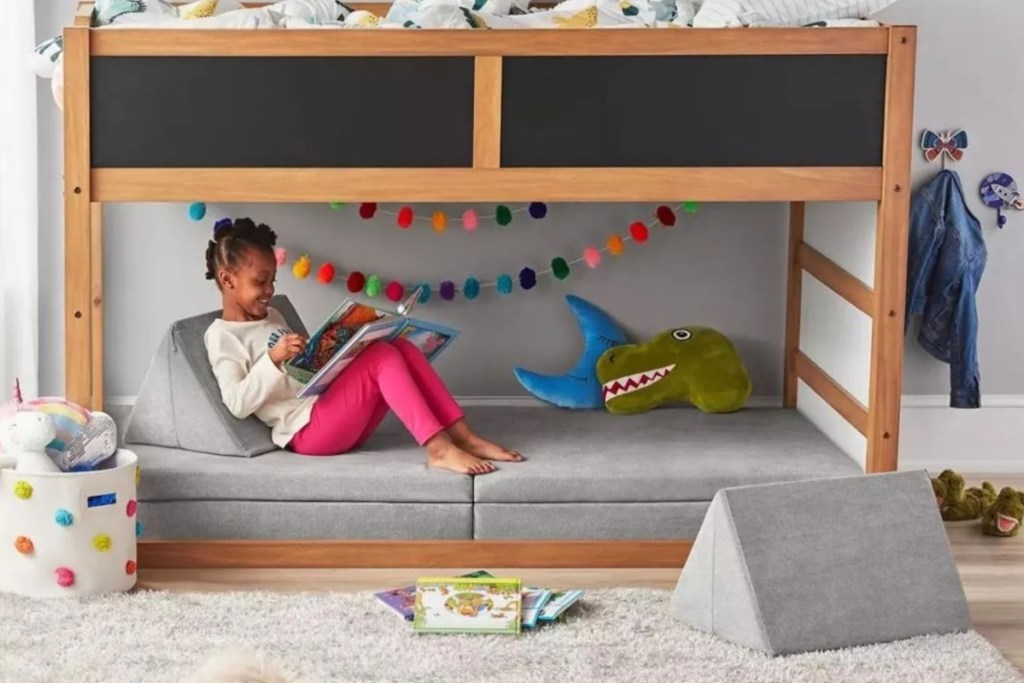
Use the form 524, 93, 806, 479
596, 327, 751, 415
982, 487, 1024, 537
943, 482, 997, 522
930, 469, 965, 509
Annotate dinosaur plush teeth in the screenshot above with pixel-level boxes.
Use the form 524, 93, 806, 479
997, 514, 1019, 534
602, 364, 675, 399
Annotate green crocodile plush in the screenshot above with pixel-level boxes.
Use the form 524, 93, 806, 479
931, 469, 966, 509
596, 327, 751, 414
944, 482, 997, 522
982, 487, 1024, 537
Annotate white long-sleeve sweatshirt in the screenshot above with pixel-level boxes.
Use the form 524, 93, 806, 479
204, 307, 315, 448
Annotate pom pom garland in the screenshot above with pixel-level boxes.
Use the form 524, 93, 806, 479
274, 247, 287, 266
629, 222, 649, 243
519, 267, 537, 290
365, 275, 382, 298
607, 234, 625, 256
432, 211, 448, 232
188, 202, 207, 221
347, 271, 366, 293
656, 205, 676, 226
317, 263, 336, 284
583, 246, 602, 268
528, 202, 548, 219
464, 277, 480, 300
329, 201, 345, 210
359, 202, 377, 219
292, 255, 311, 279
552, 257, 570, 280
496, 273, 513, 295
462, 209, 479, 231
397, 206, 414, 229
683, 201, 699, 214
213, 218, 232, 234
496, 205, 513, 226
417, 282, 432, 303
386, 280, 405, 302
440, 280, 456, 301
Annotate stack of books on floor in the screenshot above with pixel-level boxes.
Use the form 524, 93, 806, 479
374, 570, 585, 635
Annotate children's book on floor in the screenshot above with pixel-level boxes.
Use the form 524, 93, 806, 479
413, 576, 523, 635
538, 590, 585, 622
283, 285, 458, 398
522, 587, 553, 629
376, 570, 493, 621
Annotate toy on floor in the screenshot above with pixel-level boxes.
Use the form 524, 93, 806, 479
513, 296, 751, 414
982, 487, 1024, 537
931, 469, 966, 510
945, 482, 997, 522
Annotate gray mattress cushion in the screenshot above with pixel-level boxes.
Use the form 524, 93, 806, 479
474, 502, 712, 540
140, 500, 471, 539
470, 408, 862, 503
125, 295, 307, 457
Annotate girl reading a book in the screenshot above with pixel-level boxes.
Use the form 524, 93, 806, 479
202, 217, 521, 475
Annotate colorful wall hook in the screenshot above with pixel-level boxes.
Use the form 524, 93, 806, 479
979, 172, 1024, 228
921, 129, 968, 169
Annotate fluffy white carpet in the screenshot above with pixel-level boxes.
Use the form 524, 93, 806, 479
0, 587, 1020, 683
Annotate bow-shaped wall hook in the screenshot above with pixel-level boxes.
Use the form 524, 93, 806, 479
921, 129, 968, 170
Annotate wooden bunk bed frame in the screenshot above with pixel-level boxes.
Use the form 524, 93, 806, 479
63, 5, 916, 569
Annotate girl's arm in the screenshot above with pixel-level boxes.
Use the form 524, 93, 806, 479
205, 329, 287, 420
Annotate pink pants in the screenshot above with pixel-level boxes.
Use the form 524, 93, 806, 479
289, 338, 464, 455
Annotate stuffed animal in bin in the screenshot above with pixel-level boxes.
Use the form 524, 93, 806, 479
982, 487, 1024, 537
0, 411, 62, 473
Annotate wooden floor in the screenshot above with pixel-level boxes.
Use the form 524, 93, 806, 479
137, 473, 1024, 670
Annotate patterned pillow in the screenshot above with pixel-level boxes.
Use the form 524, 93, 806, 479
91, 0, 178, 26
29, 36, 63, 79
178, 0, 244, 19
692, 0, 895, 27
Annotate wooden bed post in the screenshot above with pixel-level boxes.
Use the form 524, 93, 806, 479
473, 56, 502, 169
90, 203, 104, 410
783, 201, 805, 408
64, 27, 94, 409
866, 27, 916, 473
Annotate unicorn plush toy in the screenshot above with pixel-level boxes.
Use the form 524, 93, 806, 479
0, 380, 62, 473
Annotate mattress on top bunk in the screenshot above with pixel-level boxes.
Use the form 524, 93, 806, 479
124, 406, 862, 540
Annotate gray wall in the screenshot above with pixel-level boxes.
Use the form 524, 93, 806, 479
35, 0, 1024, 400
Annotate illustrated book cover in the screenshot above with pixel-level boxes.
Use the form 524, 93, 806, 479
375, 570, 493, 621
538, 590, 584, 622
413, 576, 522, 635
283, 286, 458, 398
521, 587, 553, 629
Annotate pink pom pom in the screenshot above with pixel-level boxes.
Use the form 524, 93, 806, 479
583, 246, 602, 269
462, 209, 479, 231
55, 567, 75, 587
274, 247, 287, 267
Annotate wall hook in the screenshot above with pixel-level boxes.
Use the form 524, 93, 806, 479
921, 129, 968, 171
980, 172, 1024, 229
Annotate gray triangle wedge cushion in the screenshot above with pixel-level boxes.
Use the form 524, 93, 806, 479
670, 470, 972, 656
124, 295, 307, 457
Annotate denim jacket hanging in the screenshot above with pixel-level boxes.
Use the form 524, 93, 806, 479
906, 170, 986, 408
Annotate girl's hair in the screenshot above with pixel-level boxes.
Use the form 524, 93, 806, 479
204, 217, 277, 285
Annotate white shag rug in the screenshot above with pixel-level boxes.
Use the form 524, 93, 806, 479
0, 587, 1020, 683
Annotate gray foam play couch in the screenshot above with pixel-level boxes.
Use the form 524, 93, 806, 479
123, 296, 861, 540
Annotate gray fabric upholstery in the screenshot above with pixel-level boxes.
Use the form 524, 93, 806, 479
124, 295, 306, 457
471, 408, 862, 502
474, 502, 711, 539
139, 501, 471, 539
670, 471, 972, 656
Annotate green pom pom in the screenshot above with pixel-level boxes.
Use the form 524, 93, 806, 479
329, 202, 346, 210
683, 201, 699, 214
365, 274, 382, 298
496, 205, 512, 226
552, 257, 570, 280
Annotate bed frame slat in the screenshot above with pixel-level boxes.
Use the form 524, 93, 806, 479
798, 243, 874, 316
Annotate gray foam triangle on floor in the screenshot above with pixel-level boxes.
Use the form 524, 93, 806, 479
670, 471, 972, 656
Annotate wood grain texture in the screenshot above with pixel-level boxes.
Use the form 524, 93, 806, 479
63, 28, 93, 410
473, 56, 502, 169
867, 27, 916, 474
90, 203, 104, 410
783, 202, 804, 409
798, 242, 874, 316
92, 168, 882, 203
138, 540, 693, 569
795, 351, 868, 435
75, 2, 93, 26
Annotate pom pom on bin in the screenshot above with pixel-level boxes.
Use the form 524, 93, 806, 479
126, 560, 137, 576
14, 481, 32, 500
126, 500, 138, 517
55, 567, 75, 588
55, 509, 74, 527
93, 534, 112, 552
14, 536, 33, 555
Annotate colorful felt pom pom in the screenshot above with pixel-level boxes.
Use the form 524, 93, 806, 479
274, 247, 287, 267
463, 277, 480, 300
55, 509, 73, 526
14, 536, 33, 555
607, 235, 624, 256
347, 271, 366, 293
432, 211, 448, 232
365, 275, 382, 298
213, 218, 232, 234
136, 520, 144, 538
127, 500, 138, 517
519, 267, 537, 290
14, 481, 31, 499
462, 209, 479, 231
629, 222, 649, 243
329, 201, 345, 210
317, 263, 336, 284
440, 280, 456, 301
397, 206, 414, 229
528, 202, 548, 219
583, 246, 601, 268
551, 257, 570, 280
496, 205, 513, 226
656, 205, 676, 226
416, 282, 431, 304
359, 202, 377, 219
55, 567, 75, 587
126, 560, 137, 576
496, 273, 513, 295
188, 202, 207, 221
293, 255, 311, 279
386, 280, 405, 302
683, 201, 699, 214
93, 534, 112, 552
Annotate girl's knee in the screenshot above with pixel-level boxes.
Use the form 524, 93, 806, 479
364, 340, 403, 366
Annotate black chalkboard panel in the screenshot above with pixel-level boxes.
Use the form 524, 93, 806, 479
502, 55, 886, 168
91, 57, 474, 168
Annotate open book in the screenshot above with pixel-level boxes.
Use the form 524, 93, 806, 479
283, 286, 459, 398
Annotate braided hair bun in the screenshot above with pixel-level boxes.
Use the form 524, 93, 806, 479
204, 217, 278, 287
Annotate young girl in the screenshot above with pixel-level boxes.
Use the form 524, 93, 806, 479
202, 217, 522, 475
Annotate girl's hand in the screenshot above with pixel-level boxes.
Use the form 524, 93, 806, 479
269, 333, 307, 367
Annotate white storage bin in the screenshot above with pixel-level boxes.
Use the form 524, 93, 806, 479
0, 449, 139, 598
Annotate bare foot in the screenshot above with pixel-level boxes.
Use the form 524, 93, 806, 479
426, 437, 496, 475
454, 433, 523, 463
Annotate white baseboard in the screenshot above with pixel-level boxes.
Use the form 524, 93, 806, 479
104, 393, 1024, 473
